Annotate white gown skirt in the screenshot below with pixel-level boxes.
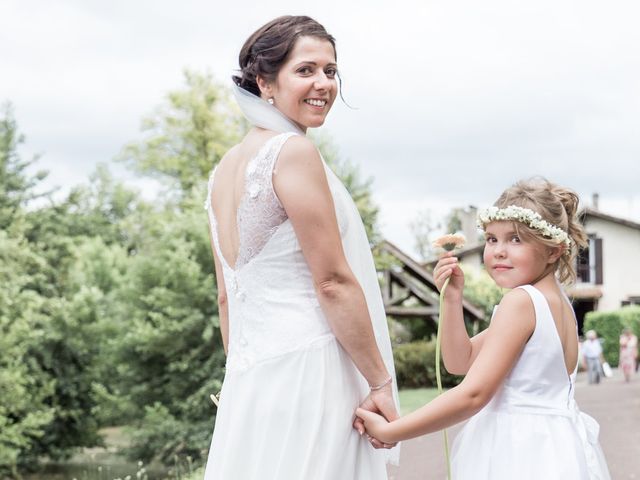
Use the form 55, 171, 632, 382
451, 409, 610, 480
204, 335, 387, 480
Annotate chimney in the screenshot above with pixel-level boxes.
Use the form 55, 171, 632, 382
592, 193, 599, 210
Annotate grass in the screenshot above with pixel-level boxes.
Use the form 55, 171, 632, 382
182, 466, 204, 480
398, 387, 443, 415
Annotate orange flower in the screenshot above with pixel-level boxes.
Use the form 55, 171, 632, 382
432, 233, 466, 252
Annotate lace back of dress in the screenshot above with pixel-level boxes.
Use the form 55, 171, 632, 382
206, 132, 296, 270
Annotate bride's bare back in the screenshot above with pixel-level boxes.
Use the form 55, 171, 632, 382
208, 129, 288, 270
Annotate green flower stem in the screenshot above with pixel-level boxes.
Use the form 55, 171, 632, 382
436, 276, 452, 480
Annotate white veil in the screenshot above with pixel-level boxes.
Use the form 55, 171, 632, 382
232, 83, 304, 135
232, 82, 400, 465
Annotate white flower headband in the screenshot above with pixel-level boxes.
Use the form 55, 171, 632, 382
477, 205, 572, 248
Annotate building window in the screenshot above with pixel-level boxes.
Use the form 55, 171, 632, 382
576, 236, 603, 285
622, 296, 640, 307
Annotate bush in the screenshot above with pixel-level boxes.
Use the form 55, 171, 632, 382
584, 306, 640, 366
393, 340, 463, 389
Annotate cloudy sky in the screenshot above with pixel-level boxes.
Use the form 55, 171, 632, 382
2, 0, 639, 253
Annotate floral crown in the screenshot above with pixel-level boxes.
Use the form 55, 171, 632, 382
477, 205, 571, 248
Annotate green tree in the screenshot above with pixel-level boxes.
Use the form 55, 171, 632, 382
445, 208, 463, 235
409, 209, 440, 261
0, 102, 47, 230
0, 232, 56, 477
119, 70, 245, 194
312, 131, 381, 244
0, 108, 120, 475
113, 194, 225, 463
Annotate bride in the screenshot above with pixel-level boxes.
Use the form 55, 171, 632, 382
203, 15, 399, 479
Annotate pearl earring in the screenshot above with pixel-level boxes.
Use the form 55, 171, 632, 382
267, 98, 274, 105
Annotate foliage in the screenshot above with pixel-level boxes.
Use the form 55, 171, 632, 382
119, 70, 244, 194
0, 232, 56, 477
409, 209, 440, 261
393, 340, 463, 389
1, 105, 103, 475
444, 208, 463, 235
113, 195, 226, 463
584, 306, 640, 366
0, 102, 48, 230
312, 130, 380, 244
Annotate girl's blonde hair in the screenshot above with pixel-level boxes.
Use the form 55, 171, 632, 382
493, 177, 588, 284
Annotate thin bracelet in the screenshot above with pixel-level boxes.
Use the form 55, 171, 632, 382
369, 376, 392, 391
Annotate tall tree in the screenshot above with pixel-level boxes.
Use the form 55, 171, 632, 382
410, 209, 440, 261
0, 232, 55, 477
312, 131, 381, 244
0, 102, 47, 230
0, 107, 120, 475
119, 70, 245, 195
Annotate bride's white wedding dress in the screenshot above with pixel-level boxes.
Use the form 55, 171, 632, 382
202, 94, 398, 478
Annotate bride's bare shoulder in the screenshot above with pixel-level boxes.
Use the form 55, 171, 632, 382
278, 135, 320, 169
218, 143, 242, 168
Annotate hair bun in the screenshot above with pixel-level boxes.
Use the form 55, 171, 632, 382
553, 188, 580, 219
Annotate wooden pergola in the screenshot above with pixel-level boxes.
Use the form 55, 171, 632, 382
377, 240, 485, 332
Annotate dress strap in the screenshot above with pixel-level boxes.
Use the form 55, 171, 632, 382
515, 284, 547, 332
203, 165, 218, 212
264, 132, 298, 176
516, 284, 545, 308
247, 132, 298, 207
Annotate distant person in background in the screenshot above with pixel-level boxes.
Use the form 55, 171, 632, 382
619, 328, 638, 382
583, 330, 605, 384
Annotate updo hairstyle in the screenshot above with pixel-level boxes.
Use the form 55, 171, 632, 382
493, 177, 588, 284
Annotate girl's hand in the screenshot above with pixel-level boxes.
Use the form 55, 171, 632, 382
433, 252, 464, 297
355, 407, 396, 445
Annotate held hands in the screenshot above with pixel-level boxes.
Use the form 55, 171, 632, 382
433, 252, 464, 298
355, 407, 396, 445
353, 383, 398, 449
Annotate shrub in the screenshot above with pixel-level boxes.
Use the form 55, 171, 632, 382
393, 340, 463, 389
584, 306, 640, 366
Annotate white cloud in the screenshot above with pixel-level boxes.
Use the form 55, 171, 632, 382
1, 0, 639, 248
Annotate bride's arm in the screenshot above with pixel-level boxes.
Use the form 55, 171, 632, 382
209, 232, 229, 355
273, 135, 390, 388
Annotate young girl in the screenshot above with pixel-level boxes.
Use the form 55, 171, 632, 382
356, 178, 611, 479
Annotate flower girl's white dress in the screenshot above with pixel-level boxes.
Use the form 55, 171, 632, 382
451, 284, 611, 480
203, 131, 398, 479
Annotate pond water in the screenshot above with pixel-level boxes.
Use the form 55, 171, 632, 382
23, 462, 172, 480
20, 428, 197, 480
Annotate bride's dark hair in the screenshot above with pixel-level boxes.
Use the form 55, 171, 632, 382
233, 16, 336, 97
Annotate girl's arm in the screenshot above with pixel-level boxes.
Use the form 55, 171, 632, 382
209, 231, 229, 355
434, 254, 489, 375
357, 288, 535, 443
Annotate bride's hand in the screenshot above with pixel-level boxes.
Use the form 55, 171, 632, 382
353, 384, 398, 449
355, 408, 396, 445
